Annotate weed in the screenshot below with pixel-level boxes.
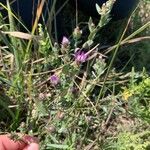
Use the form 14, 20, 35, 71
0, 0, 149, 149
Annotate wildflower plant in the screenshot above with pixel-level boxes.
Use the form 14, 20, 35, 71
121, 69, 150, 123
0, 0, 149, 149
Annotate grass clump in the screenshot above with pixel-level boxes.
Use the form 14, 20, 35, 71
0, 0, 150, 149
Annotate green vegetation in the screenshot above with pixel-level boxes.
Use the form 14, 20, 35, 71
0, 0, 149, 149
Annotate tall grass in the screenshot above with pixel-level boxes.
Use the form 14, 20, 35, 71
0, 0, 149, 149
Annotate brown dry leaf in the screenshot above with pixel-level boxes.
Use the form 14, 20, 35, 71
3, 31, 36, 40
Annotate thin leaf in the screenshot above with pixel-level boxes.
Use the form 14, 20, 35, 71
46, 144, 69, 149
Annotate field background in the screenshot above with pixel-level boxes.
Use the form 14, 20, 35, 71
0, 0, 150, 149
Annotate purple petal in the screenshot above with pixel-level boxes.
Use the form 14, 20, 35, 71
50, 74, 60, 85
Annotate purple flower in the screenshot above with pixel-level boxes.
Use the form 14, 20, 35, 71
74, 49, 87, 63
61, 36, 70, 47
50, 74, 60, 86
